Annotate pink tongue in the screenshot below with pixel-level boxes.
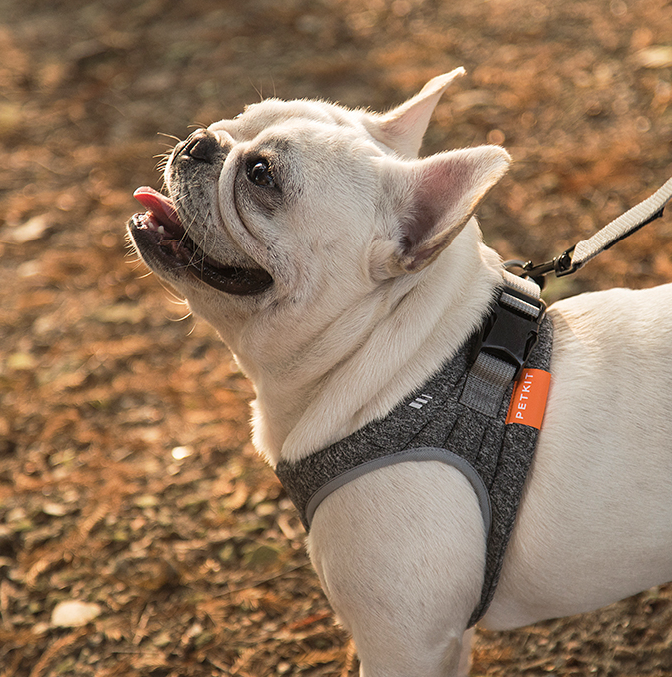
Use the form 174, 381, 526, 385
133, 186, 181, 227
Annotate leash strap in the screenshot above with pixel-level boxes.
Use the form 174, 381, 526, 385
523, 176, 672, 282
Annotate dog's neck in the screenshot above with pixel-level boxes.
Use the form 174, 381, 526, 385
242, 219, 503, 466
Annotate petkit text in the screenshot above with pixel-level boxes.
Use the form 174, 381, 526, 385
505, 368, 551, 429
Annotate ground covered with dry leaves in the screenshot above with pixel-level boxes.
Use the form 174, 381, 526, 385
1, 1, 672, 675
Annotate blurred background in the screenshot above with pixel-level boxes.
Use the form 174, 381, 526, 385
1, 1, 671, 675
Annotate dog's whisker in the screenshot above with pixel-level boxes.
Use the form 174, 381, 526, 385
157, 131, 182, 143
166, 290, 190, 308
155, 278, 187, 303
249, 78, 264, 102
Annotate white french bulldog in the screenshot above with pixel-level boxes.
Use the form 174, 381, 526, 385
128, 68, 672, 676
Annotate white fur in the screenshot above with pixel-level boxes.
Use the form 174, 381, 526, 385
130, 70, 672, 676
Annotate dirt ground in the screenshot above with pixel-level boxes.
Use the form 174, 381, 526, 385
1, 0, 672, 675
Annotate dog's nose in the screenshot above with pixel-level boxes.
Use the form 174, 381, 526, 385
180, 130, 220, 163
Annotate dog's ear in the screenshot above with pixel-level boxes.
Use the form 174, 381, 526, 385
363, 68, 465, 158
377, 145, 511, 276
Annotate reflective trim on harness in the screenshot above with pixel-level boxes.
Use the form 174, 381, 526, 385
304, 446, 492, 537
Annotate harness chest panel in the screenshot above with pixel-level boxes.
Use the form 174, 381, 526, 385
276, 306, 553, 627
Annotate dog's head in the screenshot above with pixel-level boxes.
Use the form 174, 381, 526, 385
128, 69, 510, 371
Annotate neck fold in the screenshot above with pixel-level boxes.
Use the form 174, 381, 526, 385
249, 223, 504, 465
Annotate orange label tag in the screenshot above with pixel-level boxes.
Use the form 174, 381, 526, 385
505, 368, 551, 429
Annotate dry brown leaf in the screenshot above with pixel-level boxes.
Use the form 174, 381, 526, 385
297, 647, 345, 667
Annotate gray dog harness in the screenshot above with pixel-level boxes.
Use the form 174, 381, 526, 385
276, 272, 552, 626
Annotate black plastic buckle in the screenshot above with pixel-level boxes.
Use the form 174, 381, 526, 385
472, 287, 546, 380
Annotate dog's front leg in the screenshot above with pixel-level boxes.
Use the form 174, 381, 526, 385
307, 462, 485, 677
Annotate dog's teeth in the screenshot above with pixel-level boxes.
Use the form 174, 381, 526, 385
158, 225, 165, 235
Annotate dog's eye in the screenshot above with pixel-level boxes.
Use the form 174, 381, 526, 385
247, 159, 275, 188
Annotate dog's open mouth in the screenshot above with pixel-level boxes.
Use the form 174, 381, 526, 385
130, 187, 273, 296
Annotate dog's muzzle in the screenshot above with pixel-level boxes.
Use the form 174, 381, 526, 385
128, 186, 274, 296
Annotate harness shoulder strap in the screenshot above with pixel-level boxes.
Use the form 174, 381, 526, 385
460, 272, 545, 416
